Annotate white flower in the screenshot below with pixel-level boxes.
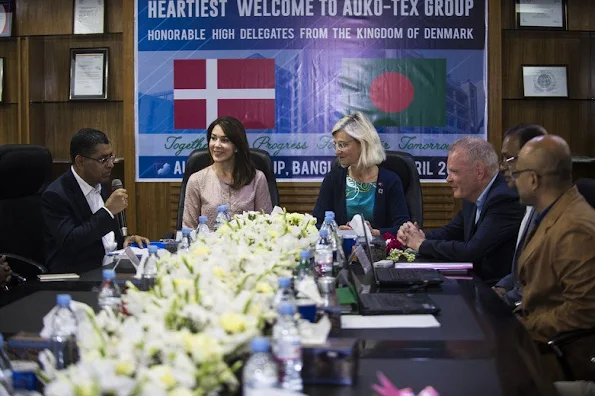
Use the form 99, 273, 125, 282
45, 211, 317, 394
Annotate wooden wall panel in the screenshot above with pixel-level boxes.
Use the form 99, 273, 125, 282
0, 105, 19, 144
30, 102, 123, 160
422, 184, 460, 230
502, 100, 593, 157
488, 0, 503, 151
567, 1, 595, 31
502, 0, 595, 31
15, 0, 123, 36
502, 31, 591, 99
27, 34, 123, 102
136, 183, 176, 240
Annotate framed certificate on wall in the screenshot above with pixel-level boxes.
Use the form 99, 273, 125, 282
522, 65, 568, 97
516, 0, 567, 29
73, 0, 105, 34
0, 1, 13, 37
69, 48, 109, 100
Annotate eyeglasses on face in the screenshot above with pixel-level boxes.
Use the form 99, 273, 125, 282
81, 154, 117, 165
501, 155, 518, 165
510, 168, 539, 180
332, 139, 354, 151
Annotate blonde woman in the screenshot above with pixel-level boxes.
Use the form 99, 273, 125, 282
313, 112, 409, 235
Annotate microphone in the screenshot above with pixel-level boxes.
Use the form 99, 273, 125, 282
111, 179, 128, 237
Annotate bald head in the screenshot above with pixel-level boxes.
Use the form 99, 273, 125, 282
518, 135, 572, 186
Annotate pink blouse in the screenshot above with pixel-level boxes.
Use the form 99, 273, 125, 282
182, 166, 273, 230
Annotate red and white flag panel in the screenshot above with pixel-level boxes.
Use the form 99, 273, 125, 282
173, 58, 276, 130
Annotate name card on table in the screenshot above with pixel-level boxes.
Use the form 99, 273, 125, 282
354, 244, 372, 274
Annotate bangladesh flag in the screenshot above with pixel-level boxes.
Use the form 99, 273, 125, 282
341, 58, 446, 127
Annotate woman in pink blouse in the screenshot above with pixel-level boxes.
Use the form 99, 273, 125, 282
182, 117, 273, 230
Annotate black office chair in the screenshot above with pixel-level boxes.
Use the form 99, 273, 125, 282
332, 150, 423, 226
175, 148, 280, 230
0, 144, 51, 279
576, 178, 595, 209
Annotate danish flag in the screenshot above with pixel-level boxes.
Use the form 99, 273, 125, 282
173, 58, 276, 130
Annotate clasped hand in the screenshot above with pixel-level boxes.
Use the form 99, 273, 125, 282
397, 221, 426, 251
123, 235, 150, 248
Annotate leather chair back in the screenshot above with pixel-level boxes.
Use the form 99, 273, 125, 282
0, 144, 53, 267
576, 178, 595, 209
176, 148, 280, 229
332, 150, 424, 226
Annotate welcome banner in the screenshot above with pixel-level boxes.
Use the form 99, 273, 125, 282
135, 0, 487, 182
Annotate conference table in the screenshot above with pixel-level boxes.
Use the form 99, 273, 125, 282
0, 265, 559, 396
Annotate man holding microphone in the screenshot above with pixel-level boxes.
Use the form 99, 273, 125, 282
42, 128, 149, 274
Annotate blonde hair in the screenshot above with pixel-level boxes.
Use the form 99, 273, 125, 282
331, 112, 386, 168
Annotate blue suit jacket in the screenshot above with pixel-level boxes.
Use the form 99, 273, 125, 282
42, 169, 123, 273
313, 166, 410, 234
420, 173, 525, 282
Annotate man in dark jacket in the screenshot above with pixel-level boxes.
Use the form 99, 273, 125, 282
398, 137, 525, 282
43, 128, 148, 273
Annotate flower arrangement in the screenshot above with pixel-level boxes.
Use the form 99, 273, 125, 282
42, 211, 319, 396
382, 233, 416, 263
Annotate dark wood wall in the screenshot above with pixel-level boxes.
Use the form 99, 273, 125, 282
1, 0, 593, 240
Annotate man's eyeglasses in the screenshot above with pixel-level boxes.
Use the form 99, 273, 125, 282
332, 140, 354, 151
510, 168, 540, 180
511, 168, 557, 180
501, 155, 518, 165
81, 155, 116, 165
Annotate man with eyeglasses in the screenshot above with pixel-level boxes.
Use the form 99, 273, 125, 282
42, 128, 149, 273
514, 135, 595, 383
492, 124, 547, 307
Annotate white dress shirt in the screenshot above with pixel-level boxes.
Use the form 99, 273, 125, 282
71, 167, 117, 255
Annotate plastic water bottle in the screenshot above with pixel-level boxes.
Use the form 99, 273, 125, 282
272, 303, 302, 392
223, 204, 233, 221
315, 229, 333, 277
0, 334, 13, 394
97, 269, 121, 312
178, 228, 193, 252
295, 250, 313, 285
324, 211, 345, 275
142, 245, 159, 291
214, 205, 229, 231
323, 211, 339, 244
50, 294, 78, 370
321, 213, 338, 256
242, 337, 279, 395
273, 277, 295, 309
196, 215, 210, 237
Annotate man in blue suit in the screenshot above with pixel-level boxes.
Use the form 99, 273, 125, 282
42, 129, 149, 273
398, 137, 525, 282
